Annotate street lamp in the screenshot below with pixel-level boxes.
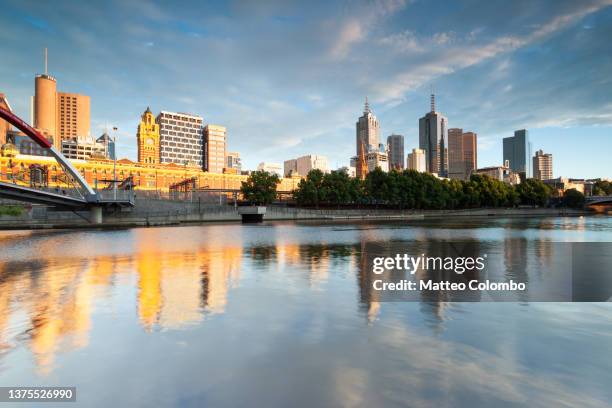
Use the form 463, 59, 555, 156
113, 126, 118, 200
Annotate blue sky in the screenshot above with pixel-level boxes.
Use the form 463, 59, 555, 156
1, 0, 611, 178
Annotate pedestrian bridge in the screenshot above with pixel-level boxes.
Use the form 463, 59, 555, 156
0, 106, 133, 222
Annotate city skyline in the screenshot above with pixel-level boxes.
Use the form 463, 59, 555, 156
1, 0, 612, 178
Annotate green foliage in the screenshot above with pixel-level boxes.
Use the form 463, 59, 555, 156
0, 205, 24, 217
562, 188, 585, 208
240, 170, 280, 205
515, 178, 551, 207
593, 180, 612, 196
292, 169, 534, 210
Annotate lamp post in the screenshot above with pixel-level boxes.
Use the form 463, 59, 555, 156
113, 126, 118, 200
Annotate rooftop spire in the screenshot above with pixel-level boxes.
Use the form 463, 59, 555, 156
430, 93, 435, 112
44, 47, 48, 75
364, 96, 371, 114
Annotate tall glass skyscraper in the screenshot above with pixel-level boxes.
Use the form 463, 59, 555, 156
503, 129, 532, 178
386, 134, 404, 170
419, 94, 448, 176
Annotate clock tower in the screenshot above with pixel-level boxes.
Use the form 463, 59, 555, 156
137, 107, 160, 164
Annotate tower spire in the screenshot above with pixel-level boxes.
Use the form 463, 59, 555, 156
364, 96, 370, 114
430, 92, 435, 113
44, 47, 48, 75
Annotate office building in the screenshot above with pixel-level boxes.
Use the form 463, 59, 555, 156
204, 124, 227, 174
533, 149, 553, 180
61, 138, 107, 161
156, 111, 204, 168
474, 165, 520, 185
503, 129, 532, 179
0, 93, 12, 145
284, 159, 297, 177
96, 133, 115, 160
448, 128, 478, 180
257, 162, 283, 177
407, 148, 427, 172
57, 92, 90, 141
387, 134, 405, 170
366, 152, 389, 173
137, 107, 160, 164
356, 97, 380, 177
8, 131, 52, 157
226, 151, 242, 174
419, 94, 448, 176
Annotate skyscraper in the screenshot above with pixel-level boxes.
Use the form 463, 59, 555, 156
57, 92, 91, 141
448, 128, 477, 180
137, 107, 160, 164
533, 149, 553, 180
387, 134, 405, 170
156, 111, 204, 168
419, 94, 448, 176
356, 97, 380, 177
204, 124, 227, 174
407, 148, 427, 173
503, 129, 532, 178
34, 73, 57, 146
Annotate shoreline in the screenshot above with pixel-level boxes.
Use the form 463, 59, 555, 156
0, 206, 599, 231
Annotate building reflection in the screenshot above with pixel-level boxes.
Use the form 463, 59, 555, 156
0, 235, 244, 375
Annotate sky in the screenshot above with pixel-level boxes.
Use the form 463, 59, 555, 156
1, 0, 611, 178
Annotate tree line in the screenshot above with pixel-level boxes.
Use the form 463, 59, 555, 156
241, 168, 592, 209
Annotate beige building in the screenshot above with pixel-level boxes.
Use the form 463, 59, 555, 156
284, 154, 329, 176
284, 159, 297, 177
204, 125, 227, 174
407, 148, 427, 172
61, 138, 107, 161
57, 92, 90, 141
533, 149, 553, 180
474, 165, 520, 185
366, 152, 388, 172
257, 162, 283, 177
226, 151, 242, 173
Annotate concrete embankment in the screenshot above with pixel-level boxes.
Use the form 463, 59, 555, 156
0, 198, 594, 230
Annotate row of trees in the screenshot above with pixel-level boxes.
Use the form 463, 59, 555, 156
593, 180, 612, 196
241, 168, 591, 209
292, 168, 554, 209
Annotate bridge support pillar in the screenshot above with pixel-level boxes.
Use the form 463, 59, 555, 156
89, 206, 103, 224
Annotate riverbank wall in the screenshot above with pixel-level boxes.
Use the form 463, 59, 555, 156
0, 198, 595, 230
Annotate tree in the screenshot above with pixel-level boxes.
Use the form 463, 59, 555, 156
593, 180, 612, 196
294, 169, 325, 207
562, 188, 585, 208
241, 170, 279, 205
516, 178, 551, 207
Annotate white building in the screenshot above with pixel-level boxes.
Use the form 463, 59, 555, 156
61, 138, 107, 161
284, 159, 297, 177
474, 165, 521, 185
407, 148, 427, 172
156, 111, 204, 168
366, 152, 388, 172
257, 162, 283, 177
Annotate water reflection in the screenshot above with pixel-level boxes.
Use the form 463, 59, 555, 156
0, 217, 609, 408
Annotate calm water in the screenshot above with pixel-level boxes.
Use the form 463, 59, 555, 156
0, 217, 611, 407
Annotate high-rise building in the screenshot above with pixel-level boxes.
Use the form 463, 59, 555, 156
407, 148, 427, 172
419, 94, 448, 176
226, 152, 242, 174
137, 107, 160, 164
96, 132, 115, 160
257, 162, 283, 177
0, 93, 12, 146
204, 125, 226, 174
448, 128, 478, 180
61, 138, 107, 161
156, 111, 204, 168
533, 149, 553, 180
503, 129, 532, 179
462, 131, 477, 179
284, 159, 298, 177
34, 73, 58, 146
57, 92, 90, 141
356, 97, 380, 176
387, 134, 405, 170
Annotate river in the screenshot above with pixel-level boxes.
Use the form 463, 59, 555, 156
0, 216, 610, 407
